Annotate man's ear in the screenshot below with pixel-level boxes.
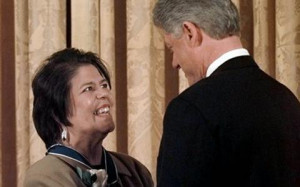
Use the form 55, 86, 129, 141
182, 21, 202, 47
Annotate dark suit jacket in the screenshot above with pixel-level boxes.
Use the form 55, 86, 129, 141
157, 56, 300, 187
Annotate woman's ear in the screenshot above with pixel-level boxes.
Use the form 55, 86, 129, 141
182, 21, 202, 47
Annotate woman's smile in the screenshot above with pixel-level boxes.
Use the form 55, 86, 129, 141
93, 105, 110, 116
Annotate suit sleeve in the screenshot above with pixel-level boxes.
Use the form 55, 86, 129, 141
157, 98, 219, 187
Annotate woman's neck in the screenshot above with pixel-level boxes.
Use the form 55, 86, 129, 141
63, 137, 103, 166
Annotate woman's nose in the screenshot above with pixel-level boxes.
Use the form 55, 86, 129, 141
96, 89, 112, 101
96, 90, 114, 106
96, 93, 103, 99
96, 91, 107, 99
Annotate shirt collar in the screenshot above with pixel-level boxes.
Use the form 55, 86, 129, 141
206, 48, 250, 77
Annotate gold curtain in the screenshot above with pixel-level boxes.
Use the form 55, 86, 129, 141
0, 0, 299, 186
15, 1, 67, 187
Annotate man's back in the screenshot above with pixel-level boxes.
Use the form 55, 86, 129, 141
157, 56, 300, 186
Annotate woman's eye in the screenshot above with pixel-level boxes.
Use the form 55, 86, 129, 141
101, 83, 109, 89
83, 86, 93, 92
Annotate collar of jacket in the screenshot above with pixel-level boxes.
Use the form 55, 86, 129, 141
46, 144, 130, 185
211, 56, 258, 77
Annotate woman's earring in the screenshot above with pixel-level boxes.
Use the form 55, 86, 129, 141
61, 127, 67, 141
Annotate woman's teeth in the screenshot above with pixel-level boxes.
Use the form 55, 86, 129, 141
94, 107, 110, 115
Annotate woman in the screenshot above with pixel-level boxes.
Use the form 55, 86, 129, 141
24, 48, 153, 187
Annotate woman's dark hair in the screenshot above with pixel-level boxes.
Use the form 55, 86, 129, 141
32, 48, 111, 148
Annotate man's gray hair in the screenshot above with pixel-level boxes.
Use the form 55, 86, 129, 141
153, 0, 240, 39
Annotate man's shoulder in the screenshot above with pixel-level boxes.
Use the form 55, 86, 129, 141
174, 78, 219, 105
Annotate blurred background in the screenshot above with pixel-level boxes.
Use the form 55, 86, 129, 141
0, 0, 299, 186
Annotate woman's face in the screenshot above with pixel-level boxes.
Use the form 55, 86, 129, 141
67, 64, 115, 140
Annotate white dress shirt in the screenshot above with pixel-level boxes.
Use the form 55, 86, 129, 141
206, 48, 250, 77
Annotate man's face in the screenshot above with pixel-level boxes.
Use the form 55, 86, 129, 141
164, 32, 201, 85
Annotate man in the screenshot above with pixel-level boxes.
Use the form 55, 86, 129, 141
153, 0, 300, 186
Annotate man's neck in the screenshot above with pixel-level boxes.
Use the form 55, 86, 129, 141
207, 35, 243, 63
199, 35, 243, 75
